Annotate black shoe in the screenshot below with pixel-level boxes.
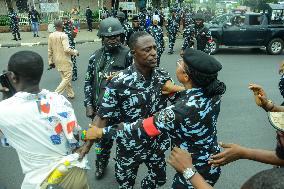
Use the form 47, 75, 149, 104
36, 35, 39, 37
18, 38, 21, 40
72, 77, 77, 81
34, 34, 36, 37
95, 160, 107, 179
168, 50, 173, 54
12, 38, 17, 41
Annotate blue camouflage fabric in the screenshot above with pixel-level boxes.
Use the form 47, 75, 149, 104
138, 12, 147, 28
97, 64, 177, 189
279, 74, 284, 101
167, 16, 179, 52
182, 25, 212, 54
8, 11, 21, 40
148, 25, 165, 66
63, 20, 77, 80
104, 88, 222, 189
122, 22, 132, 45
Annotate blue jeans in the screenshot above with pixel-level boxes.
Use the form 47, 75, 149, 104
31, 22, 39, 35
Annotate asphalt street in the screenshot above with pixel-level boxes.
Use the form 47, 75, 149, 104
0, 39, 283, 189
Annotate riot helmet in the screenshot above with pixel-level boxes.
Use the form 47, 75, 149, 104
116, 11, 126, 23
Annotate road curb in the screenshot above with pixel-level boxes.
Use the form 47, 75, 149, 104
0, 39, 101, 48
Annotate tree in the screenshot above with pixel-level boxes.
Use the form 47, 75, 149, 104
243, 0, 278, 10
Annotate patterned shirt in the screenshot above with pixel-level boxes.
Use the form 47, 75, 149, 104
167, 16, 179, 34
104, 88, 221, 171
148, 25, 165, 56
97, 64, 177, 153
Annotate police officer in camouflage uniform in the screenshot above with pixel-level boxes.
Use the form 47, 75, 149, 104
62, 16, 78, 81
166, 9, 179, 54
88, 48, 226, 189
117, 11, 131, 45
182, 13, 212, 54
8, 8, 21, 41
127, 16, 145, 45
138, 8, 147, 28
87, 31, 184, 189
148, 16, 165, 67
84, 17, 132, 179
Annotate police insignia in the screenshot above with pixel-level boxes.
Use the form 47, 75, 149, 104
157, 109, 175, 124
108, 27, 112, 33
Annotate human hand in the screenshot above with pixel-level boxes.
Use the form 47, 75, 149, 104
0, 87, 10, 100
279, 60, 284, 75
86, 106, 95, 119
162, 80, 185, 95
167, 147, 193, 173
75, 141, 92, 160
85, 125, 103, 140
209, 142, 245, 167
248, 83, 269, 109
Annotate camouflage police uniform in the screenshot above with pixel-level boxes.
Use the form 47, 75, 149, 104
97, 65, 177, 189
8, 10, 21, 40
138, 11, 147, 28
167, 15, 179, 53
279, 74, 284, 103
84, 17, 133, 178
148, 25, 165, 66
182, 20, 212, 53
122, 22, 132, 45
63, 19, 77, 81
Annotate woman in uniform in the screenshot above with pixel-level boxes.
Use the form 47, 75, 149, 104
86, 48, 226, 189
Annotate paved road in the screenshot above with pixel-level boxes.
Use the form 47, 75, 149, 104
0, 40, 283, 189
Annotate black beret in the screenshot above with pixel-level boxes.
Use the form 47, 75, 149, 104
183, 48, 222, 75
132, 15, 139, 21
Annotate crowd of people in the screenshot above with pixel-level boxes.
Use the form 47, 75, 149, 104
1, 4, 284, 189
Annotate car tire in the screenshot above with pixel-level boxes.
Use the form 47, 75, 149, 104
209, 38, 219, 55
266, 38, 284, 55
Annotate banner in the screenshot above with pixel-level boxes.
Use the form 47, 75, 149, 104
119, 2, 136, 10
40, 3, 59, 13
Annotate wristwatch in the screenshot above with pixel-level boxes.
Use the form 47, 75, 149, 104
183, 167, 197, 181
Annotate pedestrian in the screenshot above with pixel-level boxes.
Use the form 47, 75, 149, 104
8, 7, 21, 41
28, 6, 40, 37
87, 48, 226, 189
48, 20, 79, 99
62, 16, 78, 81
166, 9, 179, 54
85, 31, 185, 189
71, 7, 80, 31
117, 11, 131, 45
84, 17, 133, 179
182, 13, 212, 54
148, 15, 165, 66
85, 6, 93, 32
0, 51, 89, 189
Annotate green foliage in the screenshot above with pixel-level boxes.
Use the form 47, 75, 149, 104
0, 15, 10, 26
243, 0, 278, 9
92, 9, 100, 22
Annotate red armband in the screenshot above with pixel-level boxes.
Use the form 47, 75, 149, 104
143, 117, 161, 137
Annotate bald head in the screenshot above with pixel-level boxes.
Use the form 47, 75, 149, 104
8, 51, 44, 85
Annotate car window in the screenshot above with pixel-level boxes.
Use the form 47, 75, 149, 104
249, 15, 262, 25
231, 15, 245, 26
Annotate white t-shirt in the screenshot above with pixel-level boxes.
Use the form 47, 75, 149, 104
0, 89, 87, 189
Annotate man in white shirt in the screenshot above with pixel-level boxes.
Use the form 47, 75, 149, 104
0, 51, 90, 189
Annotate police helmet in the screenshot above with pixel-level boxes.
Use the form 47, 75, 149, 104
98, 17, 124, 37
116, 11, 125, 19
193, 13, 205, 21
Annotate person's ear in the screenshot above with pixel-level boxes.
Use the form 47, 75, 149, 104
10, 72, 19, 84
131, 50, 136, 57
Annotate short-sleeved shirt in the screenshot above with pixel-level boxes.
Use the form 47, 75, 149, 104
0, 89, 87, 188
97, 64, 176, 154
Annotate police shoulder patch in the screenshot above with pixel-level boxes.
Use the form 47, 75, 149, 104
157, 108, 175, 124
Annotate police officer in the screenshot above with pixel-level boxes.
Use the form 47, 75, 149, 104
138, 8, 147, 28
148, 15, 165, 67
62, 16, 77, 81
8, 8, 21, 41
84, 17, 133, 179
85, 6, 93, 32
127, 16, 144, 45
166, 9, 179, 54
182, 13, 212, 54
182, 8, 193, 28
117, 11, 131, 45
86, 31, 184, 189
88, 48, 226, 189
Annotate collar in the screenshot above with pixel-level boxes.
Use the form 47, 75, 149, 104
14, 89, 50, 101
131, 64, 156, 82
